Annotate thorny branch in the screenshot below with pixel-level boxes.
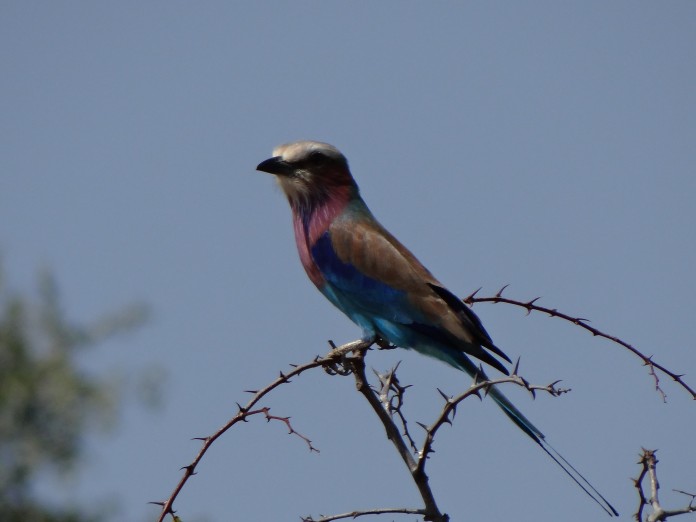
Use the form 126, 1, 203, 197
372, 364, 420, 453
152, 340, 371, 522
304, 356, 568, 522
633, 449, 696, 522
464, 285, 696, 401
344, 351, 448, 522
154, 293, 692, 521
417, 370, 568, 477
301, 507, 427, 522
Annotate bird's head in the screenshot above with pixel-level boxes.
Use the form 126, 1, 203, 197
256, 141, 358, 209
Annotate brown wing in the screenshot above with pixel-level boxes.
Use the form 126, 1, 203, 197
328, 216, 511, 370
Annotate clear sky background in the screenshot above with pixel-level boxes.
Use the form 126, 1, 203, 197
1, 2, 695, 521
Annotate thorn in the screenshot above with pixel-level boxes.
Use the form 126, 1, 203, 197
148, 501, 166, 507
289, 363, 298, 368
236, 403, 247, 414
472, 364, 485, 385
519, 375, 530, 389
464, 287, 482, 302
437, 388, 451, 402
477, 365, 489, 388
512, 357, 521, 375
496, 284, 510, 297
468, 389, 479, 402
416, 421, 428, 431
244, 389, 258, 394
191, 436, 207, 441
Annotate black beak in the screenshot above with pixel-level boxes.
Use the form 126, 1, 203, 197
256, 156, 294, 176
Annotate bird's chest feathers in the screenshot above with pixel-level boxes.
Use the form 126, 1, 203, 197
292, 195, 350, 287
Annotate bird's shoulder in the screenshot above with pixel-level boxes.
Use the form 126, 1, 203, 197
325, 203, 438, 292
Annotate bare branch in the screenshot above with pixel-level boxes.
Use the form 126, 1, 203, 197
371, 364, 419, 453
417, 374, 566, 477
261, 407, 318, 452
464, 288, 695, 400
301, 507, 426, 521
344, 351, 449, 522
633, 449, 696, 521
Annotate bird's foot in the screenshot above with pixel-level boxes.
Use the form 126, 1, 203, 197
375, 336, 397, 350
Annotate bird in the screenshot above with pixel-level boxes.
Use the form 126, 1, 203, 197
256, 140, 617, 516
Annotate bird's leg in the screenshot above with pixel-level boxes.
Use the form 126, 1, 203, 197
324, 340, 353, 376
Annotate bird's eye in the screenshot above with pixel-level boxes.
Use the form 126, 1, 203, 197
308, 151, 328, 165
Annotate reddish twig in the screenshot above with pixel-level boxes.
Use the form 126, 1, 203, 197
464, 286, 695, 401
261, 407, 318, 452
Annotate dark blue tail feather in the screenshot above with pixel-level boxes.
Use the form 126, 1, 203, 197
455, 353, 618, 517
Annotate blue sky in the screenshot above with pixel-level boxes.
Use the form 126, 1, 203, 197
1, 2, 695, 521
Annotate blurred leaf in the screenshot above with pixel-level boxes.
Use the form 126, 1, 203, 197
0, 261, 151, 521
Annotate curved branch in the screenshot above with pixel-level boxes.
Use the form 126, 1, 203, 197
152, 339, 372, 522
464, 286, 695, 400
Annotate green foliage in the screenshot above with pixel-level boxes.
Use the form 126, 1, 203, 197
0, 264, 149, 522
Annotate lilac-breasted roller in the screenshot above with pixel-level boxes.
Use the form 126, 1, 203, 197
256, 140, 617, 516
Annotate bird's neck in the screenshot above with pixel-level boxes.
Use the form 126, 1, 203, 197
291, 186, 356, 244
290, 187, 357, 287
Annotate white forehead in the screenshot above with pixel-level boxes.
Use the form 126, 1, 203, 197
272, 140, 344, 163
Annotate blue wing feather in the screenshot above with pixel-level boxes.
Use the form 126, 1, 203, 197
310, 232, 421, 330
